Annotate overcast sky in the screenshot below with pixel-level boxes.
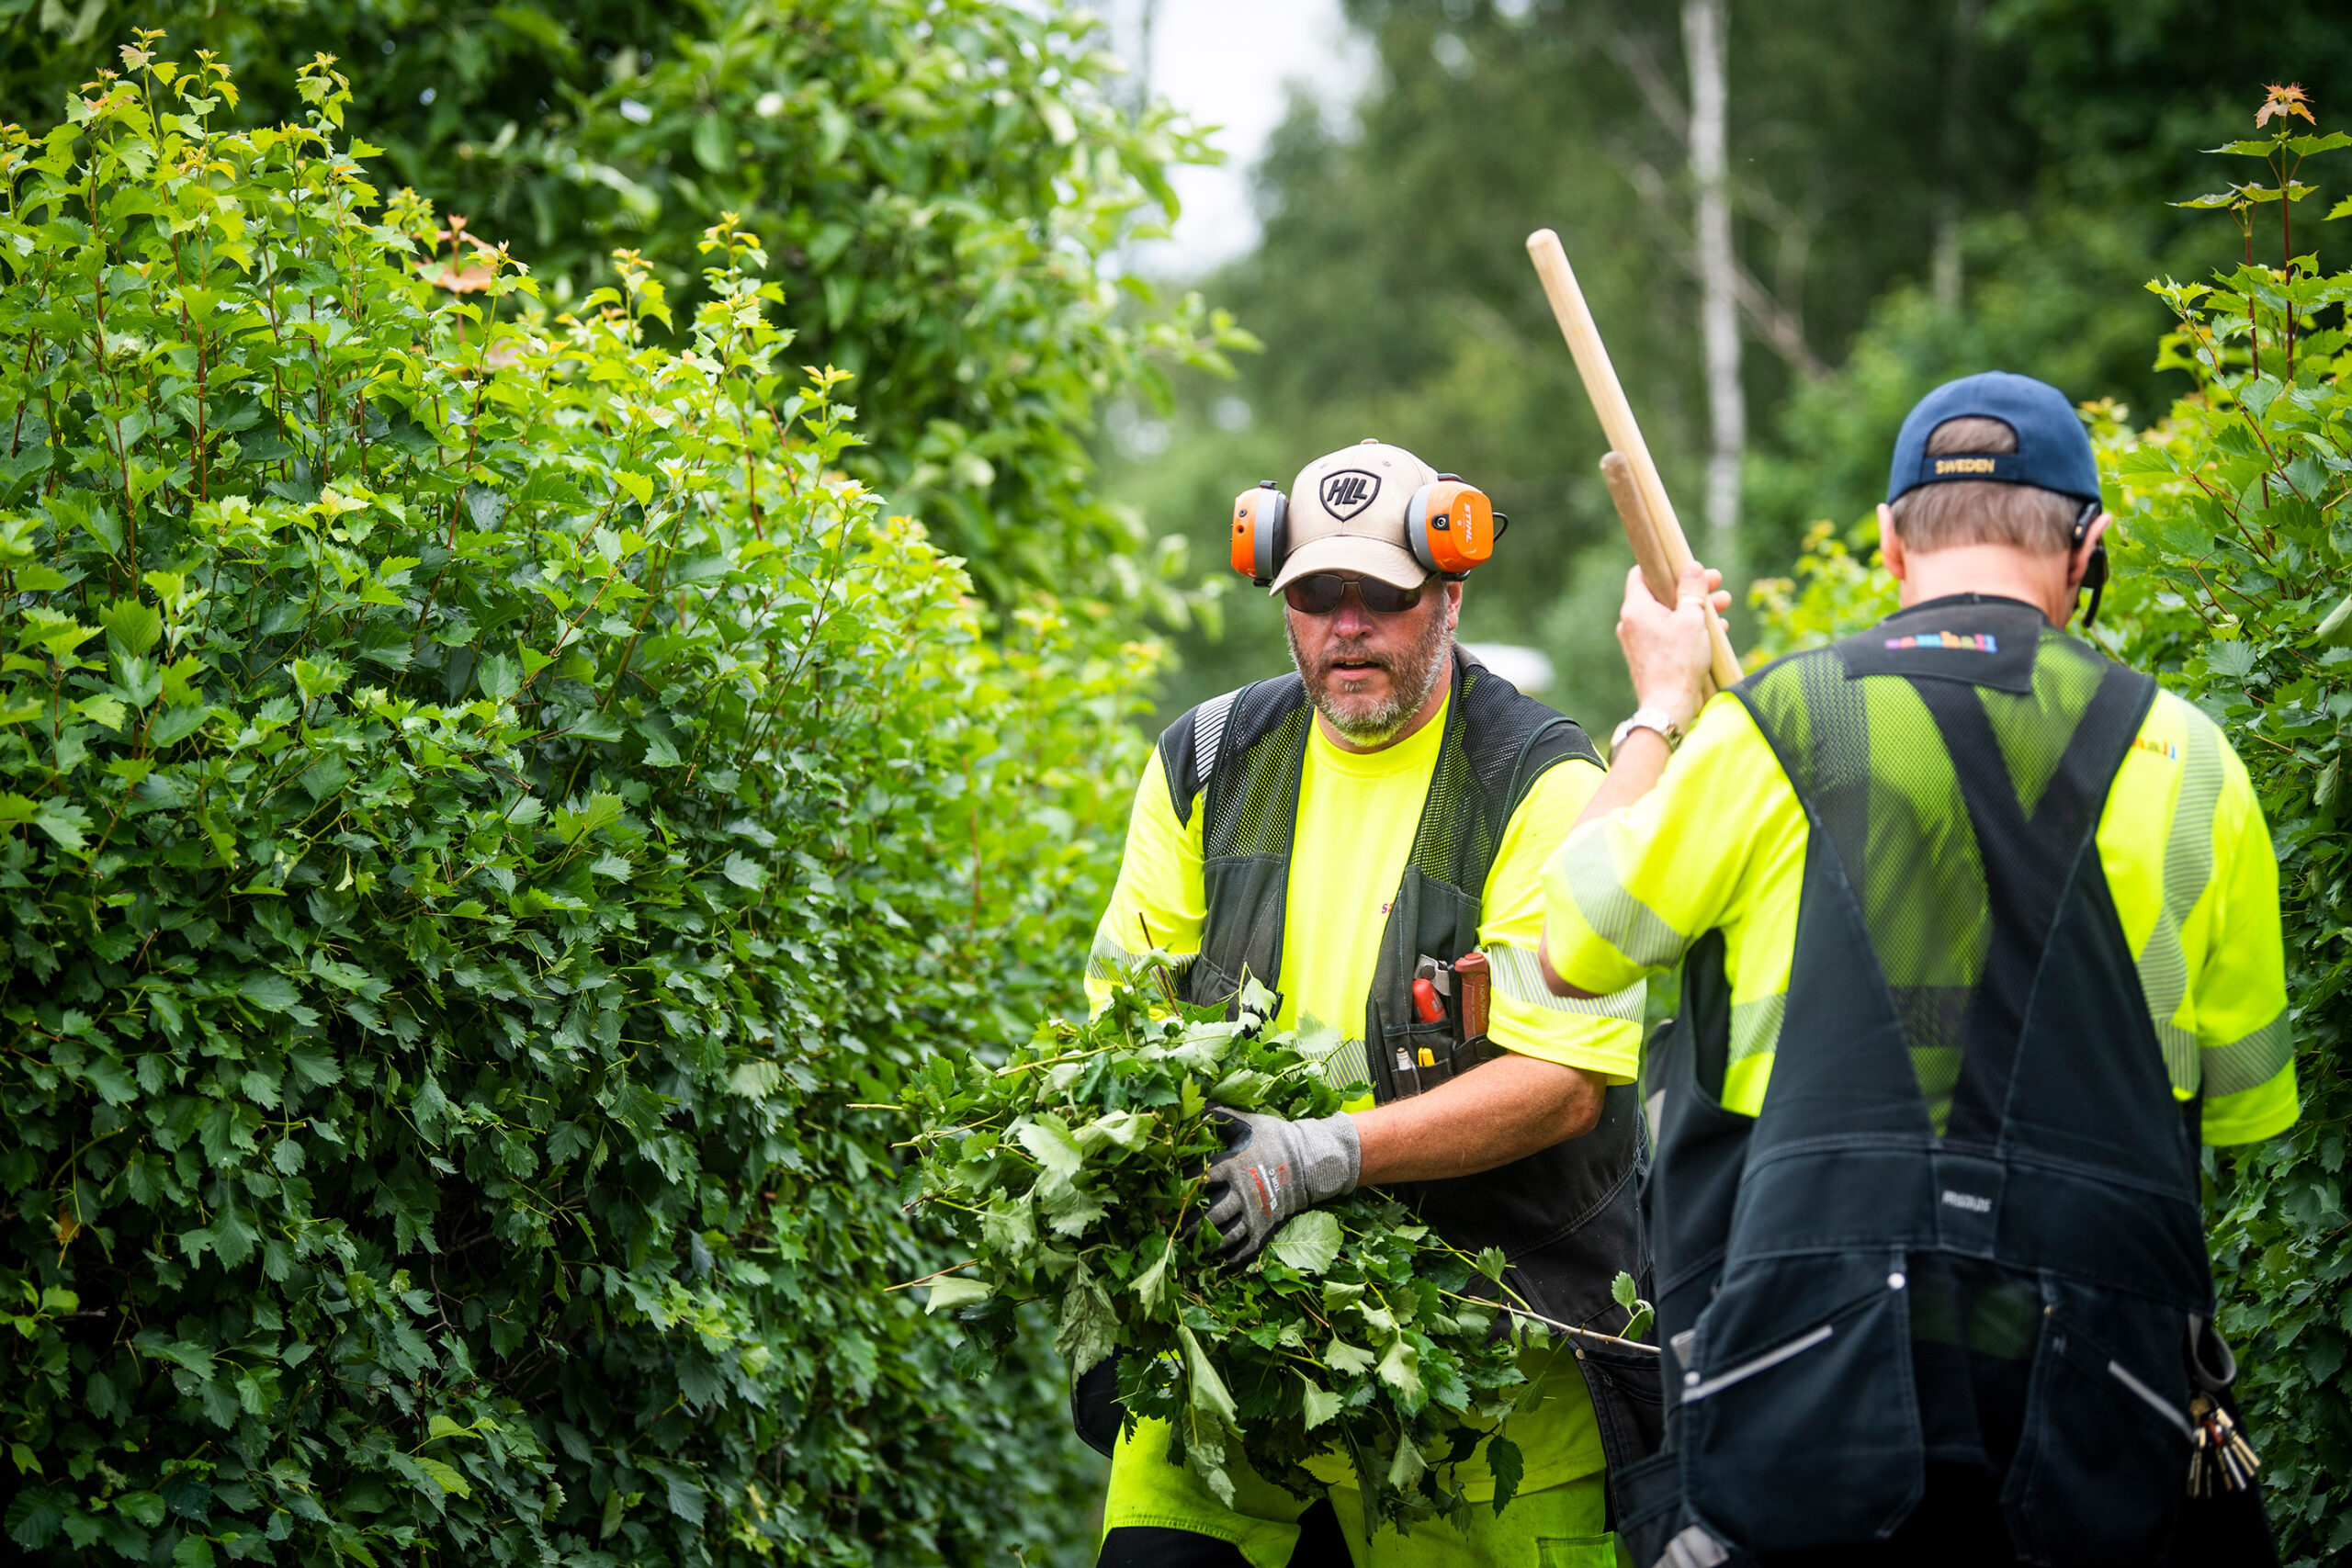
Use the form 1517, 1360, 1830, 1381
1089, 0, 1374, 278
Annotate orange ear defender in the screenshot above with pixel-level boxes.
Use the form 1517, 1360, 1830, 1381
1407, 476, 1503, 577
1231, 481, 1290, 586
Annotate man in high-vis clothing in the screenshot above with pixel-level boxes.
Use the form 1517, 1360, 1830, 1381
1540, 372, 2295, 1568
1087, 441, 1704, 1568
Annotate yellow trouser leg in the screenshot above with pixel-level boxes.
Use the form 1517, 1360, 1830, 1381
1101, 1417, 1317, 1568
1100, 1419, 1616, 1568
1332, 1472, 1614, 1568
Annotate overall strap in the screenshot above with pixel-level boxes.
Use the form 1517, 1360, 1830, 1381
1912, 660, 2155, 1146
1154, 686, 1242, 829
1161, 674, 1313, 1012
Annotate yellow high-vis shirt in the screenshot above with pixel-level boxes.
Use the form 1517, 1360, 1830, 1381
1090, 694, 1646, 1093
1087, 689, 1642, 1512
1543, 683, 2297, 1145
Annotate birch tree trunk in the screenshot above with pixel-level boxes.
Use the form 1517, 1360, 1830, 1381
1932, 0, 1982, 309
1683, 0, 1741, 554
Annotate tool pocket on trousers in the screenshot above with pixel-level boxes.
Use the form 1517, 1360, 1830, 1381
2000, 1281, 2189, 1567
1680, 1250, 1924, 1554
1611, 1450, 1685, 1568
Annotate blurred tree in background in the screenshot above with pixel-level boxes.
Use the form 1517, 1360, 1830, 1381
1099, 0, 2352, 730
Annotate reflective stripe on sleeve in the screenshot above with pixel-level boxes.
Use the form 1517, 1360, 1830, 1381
1557, 840, 1687, 970
2134, 716, 2222, 1093
1087, 928, 1194, 987
2199, 1059, 2298, 1146
1318, 1038, 1370, 1096
1488, 942, 1645, 1021
1729, 991, 1786, 1066
2203, 1008, 2290, 1099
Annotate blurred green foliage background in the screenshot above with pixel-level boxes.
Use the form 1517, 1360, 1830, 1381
1096, 0, 2352, 730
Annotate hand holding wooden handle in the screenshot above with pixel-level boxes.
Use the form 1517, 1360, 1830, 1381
1601, 452, 1744, 691
1527, 228, 1743, 692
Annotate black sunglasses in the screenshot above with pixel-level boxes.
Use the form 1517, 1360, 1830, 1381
1282, 573, 1427, 616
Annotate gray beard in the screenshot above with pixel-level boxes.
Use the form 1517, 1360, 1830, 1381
1286, 609, 1454, 747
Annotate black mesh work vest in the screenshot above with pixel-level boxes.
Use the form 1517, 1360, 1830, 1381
1626, 596, 2251, 1566
1154, 648, 1662, 1483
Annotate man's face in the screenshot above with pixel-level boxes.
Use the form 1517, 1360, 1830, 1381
1283, 576, 1462, 746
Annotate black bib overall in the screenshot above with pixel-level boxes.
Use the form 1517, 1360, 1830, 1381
1620, 598, 2270, 1567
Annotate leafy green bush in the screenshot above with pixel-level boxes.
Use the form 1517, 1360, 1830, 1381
0, 45, 1137, 1564
2098, 118, 2352, 1558
907, 975, 1536, 1531
0, 0, 1254, 610
551, 0, 1253, 606
1743, 515, 1897, 666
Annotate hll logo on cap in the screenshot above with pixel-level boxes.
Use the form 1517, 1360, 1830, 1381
1319, 469, 1380, 522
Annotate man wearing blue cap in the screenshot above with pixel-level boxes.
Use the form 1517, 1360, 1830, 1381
1535, 372, 2295, 1566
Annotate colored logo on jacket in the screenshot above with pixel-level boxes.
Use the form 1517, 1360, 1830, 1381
1883, 631, 1997, 652
1318, 469, 1381, 522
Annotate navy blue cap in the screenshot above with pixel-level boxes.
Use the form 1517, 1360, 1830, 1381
1885, 371, 2100, 507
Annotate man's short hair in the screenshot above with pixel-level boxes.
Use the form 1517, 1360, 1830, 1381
1886, 416, 2079, 554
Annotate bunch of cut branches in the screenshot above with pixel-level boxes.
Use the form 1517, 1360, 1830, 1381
901, 964, 1546, 1530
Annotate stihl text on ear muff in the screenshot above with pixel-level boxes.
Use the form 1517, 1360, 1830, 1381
2072, 499, 2109, 627
1407, 475, 1504, 577
1230, 481, 1289, 587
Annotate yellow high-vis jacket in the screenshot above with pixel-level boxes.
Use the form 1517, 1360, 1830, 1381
1544, 681, 2296, 1145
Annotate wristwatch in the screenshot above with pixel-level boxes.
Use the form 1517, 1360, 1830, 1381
1611, 705, 1685, 756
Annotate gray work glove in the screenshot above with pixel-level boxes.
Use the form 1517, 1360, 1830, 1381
1200, 1106, 1361, 1266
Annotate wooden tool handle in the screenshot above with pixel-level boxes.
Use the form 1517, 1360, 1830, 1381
1601, 452, 1745, 691
1527, 228, 1743, 692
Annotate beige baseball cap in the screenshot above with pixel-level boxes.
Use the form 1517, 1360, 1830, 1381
1268, 439, 1441, 594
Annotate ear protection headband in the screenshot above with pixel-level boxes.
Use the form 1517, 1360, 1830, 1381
2072, 499, 2109, 627
1229, 473, 1506, 587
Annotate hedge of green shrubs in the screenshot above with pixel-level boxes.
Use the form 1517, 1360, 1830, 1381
0, 47, 1139, 1564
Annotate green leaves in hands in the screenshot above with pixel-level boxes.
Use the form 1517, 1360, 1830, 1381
1135, 1236, 1177, 1314
1300, 1382, 1343, 1431
1485, 1436, 1525, 1516
1269, 1210, 1343, 1275
1078, 1109, 1154, 1155
1015, 1115, 1086, 1187
1179, 1324, 1239, 1426
1055, 1274, 1116, 1371
1611, 1269, 1656, 1342
1376, 1335, 1425, 1412
907, 979, 1539, 1530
